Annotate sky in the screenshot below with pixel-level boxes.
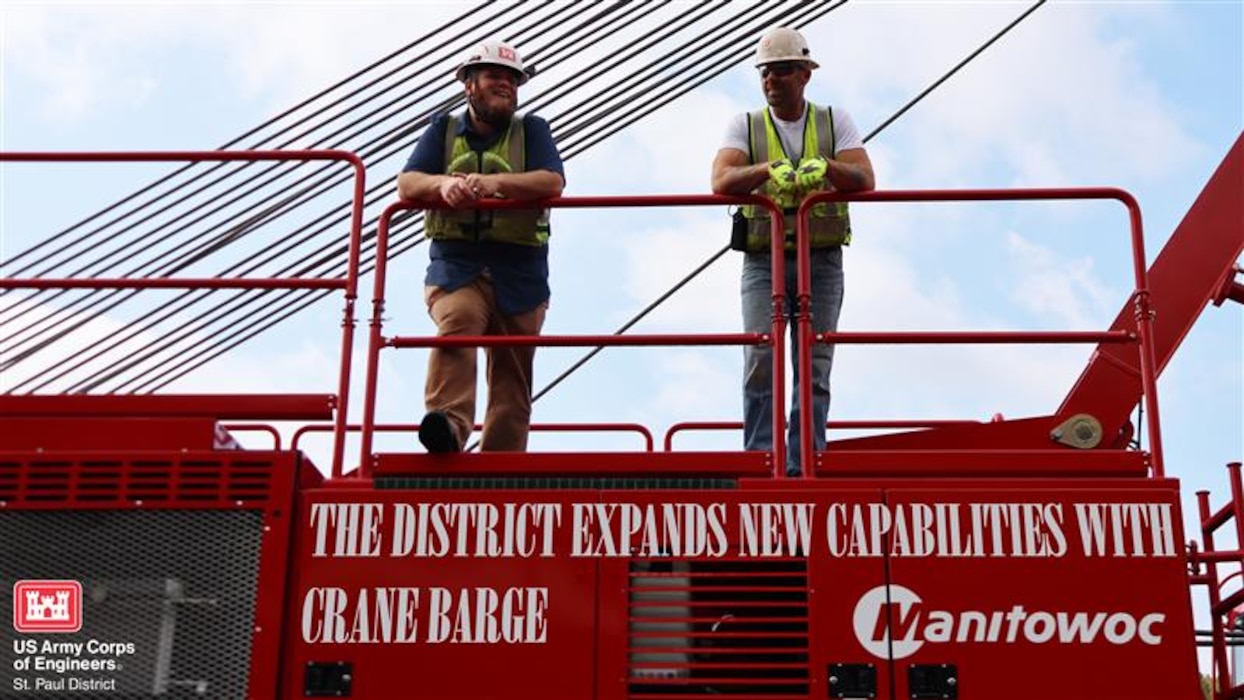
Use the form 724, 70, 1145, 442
1, 0, 1242, 677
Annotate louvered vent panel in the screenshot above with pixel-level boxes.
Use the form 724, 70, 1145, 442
0, 455, 277, 506
628, 558, 809, 698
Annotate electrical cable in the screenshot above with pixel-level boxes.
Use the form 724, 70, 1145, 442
17, 0, 661, 392
72, 3, 759, 391
521, 0, 1049, 415
6, 1, 1046, 399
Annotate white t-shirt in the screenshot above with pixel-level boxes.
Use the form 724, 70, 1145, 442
720, 103, 863, 161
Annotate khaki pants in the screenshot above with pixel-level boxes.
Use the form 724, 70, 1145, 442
424, 277, 547, 451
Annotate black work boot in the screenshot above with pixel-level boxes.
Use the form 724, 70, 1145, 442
418, 411, 461, 454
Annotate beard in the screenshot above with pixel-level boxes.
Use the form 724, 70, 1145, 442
469, 93, 516, 130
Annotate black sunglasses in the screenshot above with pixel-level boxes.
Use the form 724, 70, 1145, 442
759, 62, 802, 78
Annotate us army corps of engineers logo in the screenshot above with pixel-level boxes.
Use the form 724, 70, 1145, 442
9, 580, 133, 693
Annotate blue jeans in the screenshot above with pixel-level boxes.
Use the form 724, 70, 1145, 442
741, 247, 844, 476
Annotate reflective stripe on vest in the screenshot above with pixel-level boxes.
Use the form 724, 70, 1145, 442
742, 102, 851, 251
424, 113, 550, 246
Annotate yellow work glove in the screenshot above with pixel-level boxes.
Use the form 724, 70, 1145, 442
767, 158, 800, 208
795, 156, 829, 194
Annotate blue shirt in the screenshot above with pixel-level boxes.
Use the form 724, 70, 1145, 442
403, 111, 565, 315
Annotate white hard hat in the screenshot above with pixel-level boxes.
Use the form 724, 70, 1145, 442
753, 27, 819, 69
455, 39, 533, 85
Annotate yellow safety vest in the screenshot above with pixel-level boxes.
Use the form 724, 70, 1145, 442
743, 102, 852, 251
424, 114, 550, 246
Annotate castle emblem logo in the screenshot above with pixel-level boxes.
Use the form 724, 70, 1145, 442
13, 580, 82, 633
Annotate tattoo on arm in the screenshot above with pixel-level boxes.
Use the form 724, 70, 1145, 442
843, 164, 869, 189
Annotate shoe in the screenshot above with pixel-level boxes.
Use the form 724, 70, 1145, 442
418, 411, 460, 454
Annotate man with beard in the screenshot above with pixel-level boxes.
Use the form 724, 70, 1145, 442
711, 27, 875, 476
398, 40, 565, 454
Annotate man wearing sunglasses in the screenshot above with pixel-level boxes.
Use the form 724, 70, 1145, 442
711, 27, 876, 476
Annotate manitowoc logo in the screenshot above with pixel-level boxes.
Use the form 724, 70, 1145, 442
851, 584, 1166, 660
13, 580, 82, 633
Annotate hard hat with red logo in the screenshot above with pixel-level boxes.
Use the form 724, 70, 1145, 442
753, 27, 819, 69
455, 39, 534, 85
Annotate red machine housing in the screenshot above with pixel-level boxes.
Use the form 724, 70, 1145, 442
1, 136, 1241, 699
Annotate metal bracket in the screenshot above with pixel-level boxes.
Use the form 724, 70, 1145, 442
1050, 413, 1103, 449
909, 663, 957, 699
304, 661, 353, 697
828, 663, 877, 698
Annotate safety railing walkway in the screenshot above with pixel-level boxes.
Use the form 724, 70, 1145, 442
1, 152, 1165, 483
359, 187, 1163, 480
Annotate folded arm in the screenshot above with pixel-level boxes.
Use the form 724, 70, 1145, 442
397, 169, 564, 208
711, 148, 769, 195
825, 147, 875, 193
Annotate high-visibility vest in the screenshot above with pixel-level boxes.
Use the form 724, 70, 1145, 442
743, 102, 852, 251
424, 113, 550, 246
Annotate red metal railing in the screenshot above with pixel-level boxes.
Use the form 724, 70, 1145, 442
295, 421, 656, 455
361, 188, 1162, 479
663, 419, 984, 452
794, 188, 1162, 477
3, 163, 1164, 482
0, 151, 367, 478
359, 194, 788, 474
1192, 462, 1244, 698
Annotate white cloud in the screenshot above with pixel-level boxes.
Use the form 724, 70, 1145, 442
1003, 230, 1116, 329
648, 349, 736, 416
801, 2, 1198, 186
1, 2, 470, 124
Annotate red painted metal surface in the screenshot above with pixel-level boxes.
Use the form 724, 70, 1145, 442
388, 333, 766, 348
283, 488, 601, 700
282, 478, 1198, 699
0, 416, 218, 450
817, 448, 1150, 478
292, 422, 656, 452
0, 278, 343, 290
0, 393, 334, 419
0, 449, 291, 508
222, 423, 284, 450
884, 482, 1198, 699
663, 420, 983, 451
371, 451, 773, 479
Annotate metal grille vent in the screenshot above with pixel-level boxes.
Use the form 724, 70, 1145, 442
377, 476, 739, 490
0, 509, 263, 698
0, 455, 277, 505
628, 558, 810, 698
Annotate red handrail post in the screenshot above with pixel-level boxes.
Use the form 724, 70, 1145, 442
1114, 190, 1165, 477
766, 199, 789, 479
794, 196, 815, 479
330, 152, 368, 479
358, 200, 409, 475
